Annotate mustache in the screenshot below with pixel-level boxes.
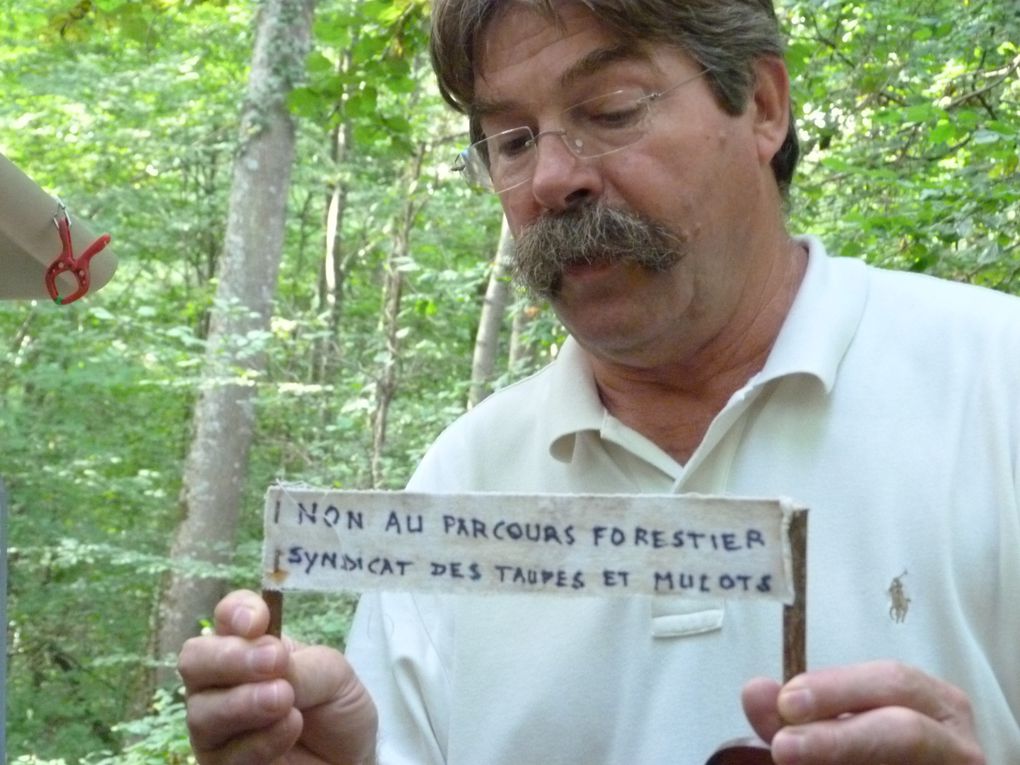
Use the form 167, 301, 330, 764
511, 204, 686, 298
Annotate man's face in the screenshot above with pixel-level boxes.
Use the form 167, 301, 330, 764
473, 1, 786, 367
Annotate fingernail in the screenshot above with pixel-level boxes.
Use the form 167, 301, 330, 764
249, 644, 279, 675
255, 680, 281, 711
771, 727, 806, 764
778, 687, 814, 722
231, 605, 254, 635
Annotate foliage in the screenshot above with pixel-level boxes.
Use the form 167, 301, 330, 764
0, 0, 1017, 762
783, 0, 1019, 284
81, 688, 196, 765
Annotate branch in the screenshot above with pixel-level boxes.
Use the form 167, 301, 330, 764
946, 54, 1020, 110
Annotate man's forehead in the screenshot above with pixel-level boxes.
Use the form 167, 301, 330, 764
473, 3, 651, 104
475, 2, 611, 74
477, 42, 651, 97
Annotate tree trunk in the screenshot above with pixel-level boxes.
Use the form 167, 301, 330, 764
371, 144, 426, 488
508, 299, 540, 377
313, 48, 355, 385
155, 0, 314, 685
468, 218, 513, 408
314, 118, 353, 384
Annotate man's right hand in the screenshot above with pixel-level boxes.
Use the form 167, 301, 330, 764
179, 589, 378, 765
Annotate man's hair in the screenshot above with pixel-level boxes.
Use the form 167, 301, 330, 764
430, 0, 800, 195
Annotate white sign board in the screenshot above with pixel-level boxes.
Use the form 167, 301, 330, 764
263, 487, 803, 602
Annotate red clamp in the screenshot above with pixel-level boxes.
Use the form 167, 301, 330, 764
46, 207, 111, 305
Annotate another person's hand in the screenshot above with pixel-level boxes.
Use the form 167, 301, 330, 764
742, 661, 985, 764
179, 589, 378, 765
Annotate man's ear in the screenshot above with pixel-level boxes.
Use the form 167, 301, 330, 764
749, 55, 791, 167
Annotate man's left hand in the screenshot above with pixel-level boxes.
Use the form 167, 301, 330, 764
741, 660, 986, 764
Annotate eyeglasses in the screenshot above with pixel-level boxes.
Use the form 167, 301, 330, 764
454, 69, 709, 194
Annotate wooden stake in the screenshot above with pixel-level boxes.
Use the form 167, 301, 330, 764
706, 508, 808, 765
782, 509, 808, 682
263, 589, 283, 639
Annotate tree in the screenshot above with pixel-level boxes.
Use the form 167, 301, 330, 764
468, 217, 513, 408
156, 0, 316, 682
782, 0, 1019, 283
313, 47, 355, 385
371, 141, 428, 488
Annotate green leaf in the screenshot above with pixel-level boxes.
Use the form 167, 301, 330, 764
288, 86, 325, 118
307, 51, 334, 74
929, 120, 957, 144
346, 87, 379, 117
904, 103, 937, 123
972, 129, 1002, 144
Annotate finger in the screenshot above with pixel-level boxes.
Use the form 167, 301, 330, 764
179, 635, 290, 694
741, 676, 784, 743
288, 645, 379, 764
190, 706, 303, 765
187, 678, 298, 754
777, 661, 974, 727
287, 645, 359, 708
213, 590, 271, 639
771, 706, 985, 765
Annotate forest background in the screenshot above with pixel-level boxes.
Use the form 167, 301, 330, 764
1, 0, 1017, 762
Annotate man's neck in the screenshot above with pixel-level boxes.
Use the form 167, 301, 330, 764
589, 239, 808, 464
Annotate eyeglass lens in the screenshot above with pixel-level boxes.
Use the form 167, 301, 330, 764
459, 70, 708, 193
471, 88, 653, 192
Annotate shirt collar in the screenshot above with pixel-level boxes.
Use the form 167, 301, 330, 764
544, 338, 605, 461
757, 235, 867, 393
542, 236, 869, 461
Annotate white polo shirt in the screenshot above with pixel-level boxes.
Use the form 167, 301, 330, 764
346, 238, 1020, 764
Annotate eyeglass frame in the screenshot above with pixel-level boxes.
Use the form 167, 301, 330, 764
453, 68, 712, 194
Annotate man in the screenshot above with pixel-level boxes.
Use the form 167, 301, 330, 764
179, 1, 1018, 762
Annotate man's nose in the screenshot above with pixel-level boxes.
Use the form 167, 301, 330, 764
528, 132, 602, 212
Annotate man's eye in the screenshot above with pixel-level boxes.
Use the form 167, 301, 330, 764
493, 133, 534, 159
585, 104, 644, 129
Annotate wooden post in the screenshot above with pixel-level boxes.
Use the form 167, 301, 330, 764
263, 590, 283, 639
706, 508, 808, 765
783, 509, 808, 682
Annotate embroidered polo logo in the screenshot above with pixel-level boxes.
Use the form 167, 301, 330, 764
888, 570, 911, 623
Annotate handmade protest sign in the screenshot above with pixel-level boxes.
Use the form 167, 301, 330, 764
262, 486, 808, 765
262, 486, 804, 603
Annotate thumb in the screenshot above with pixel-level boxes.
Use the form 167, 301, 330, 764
742, 676, 784, 743
213, 589, 271, 639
